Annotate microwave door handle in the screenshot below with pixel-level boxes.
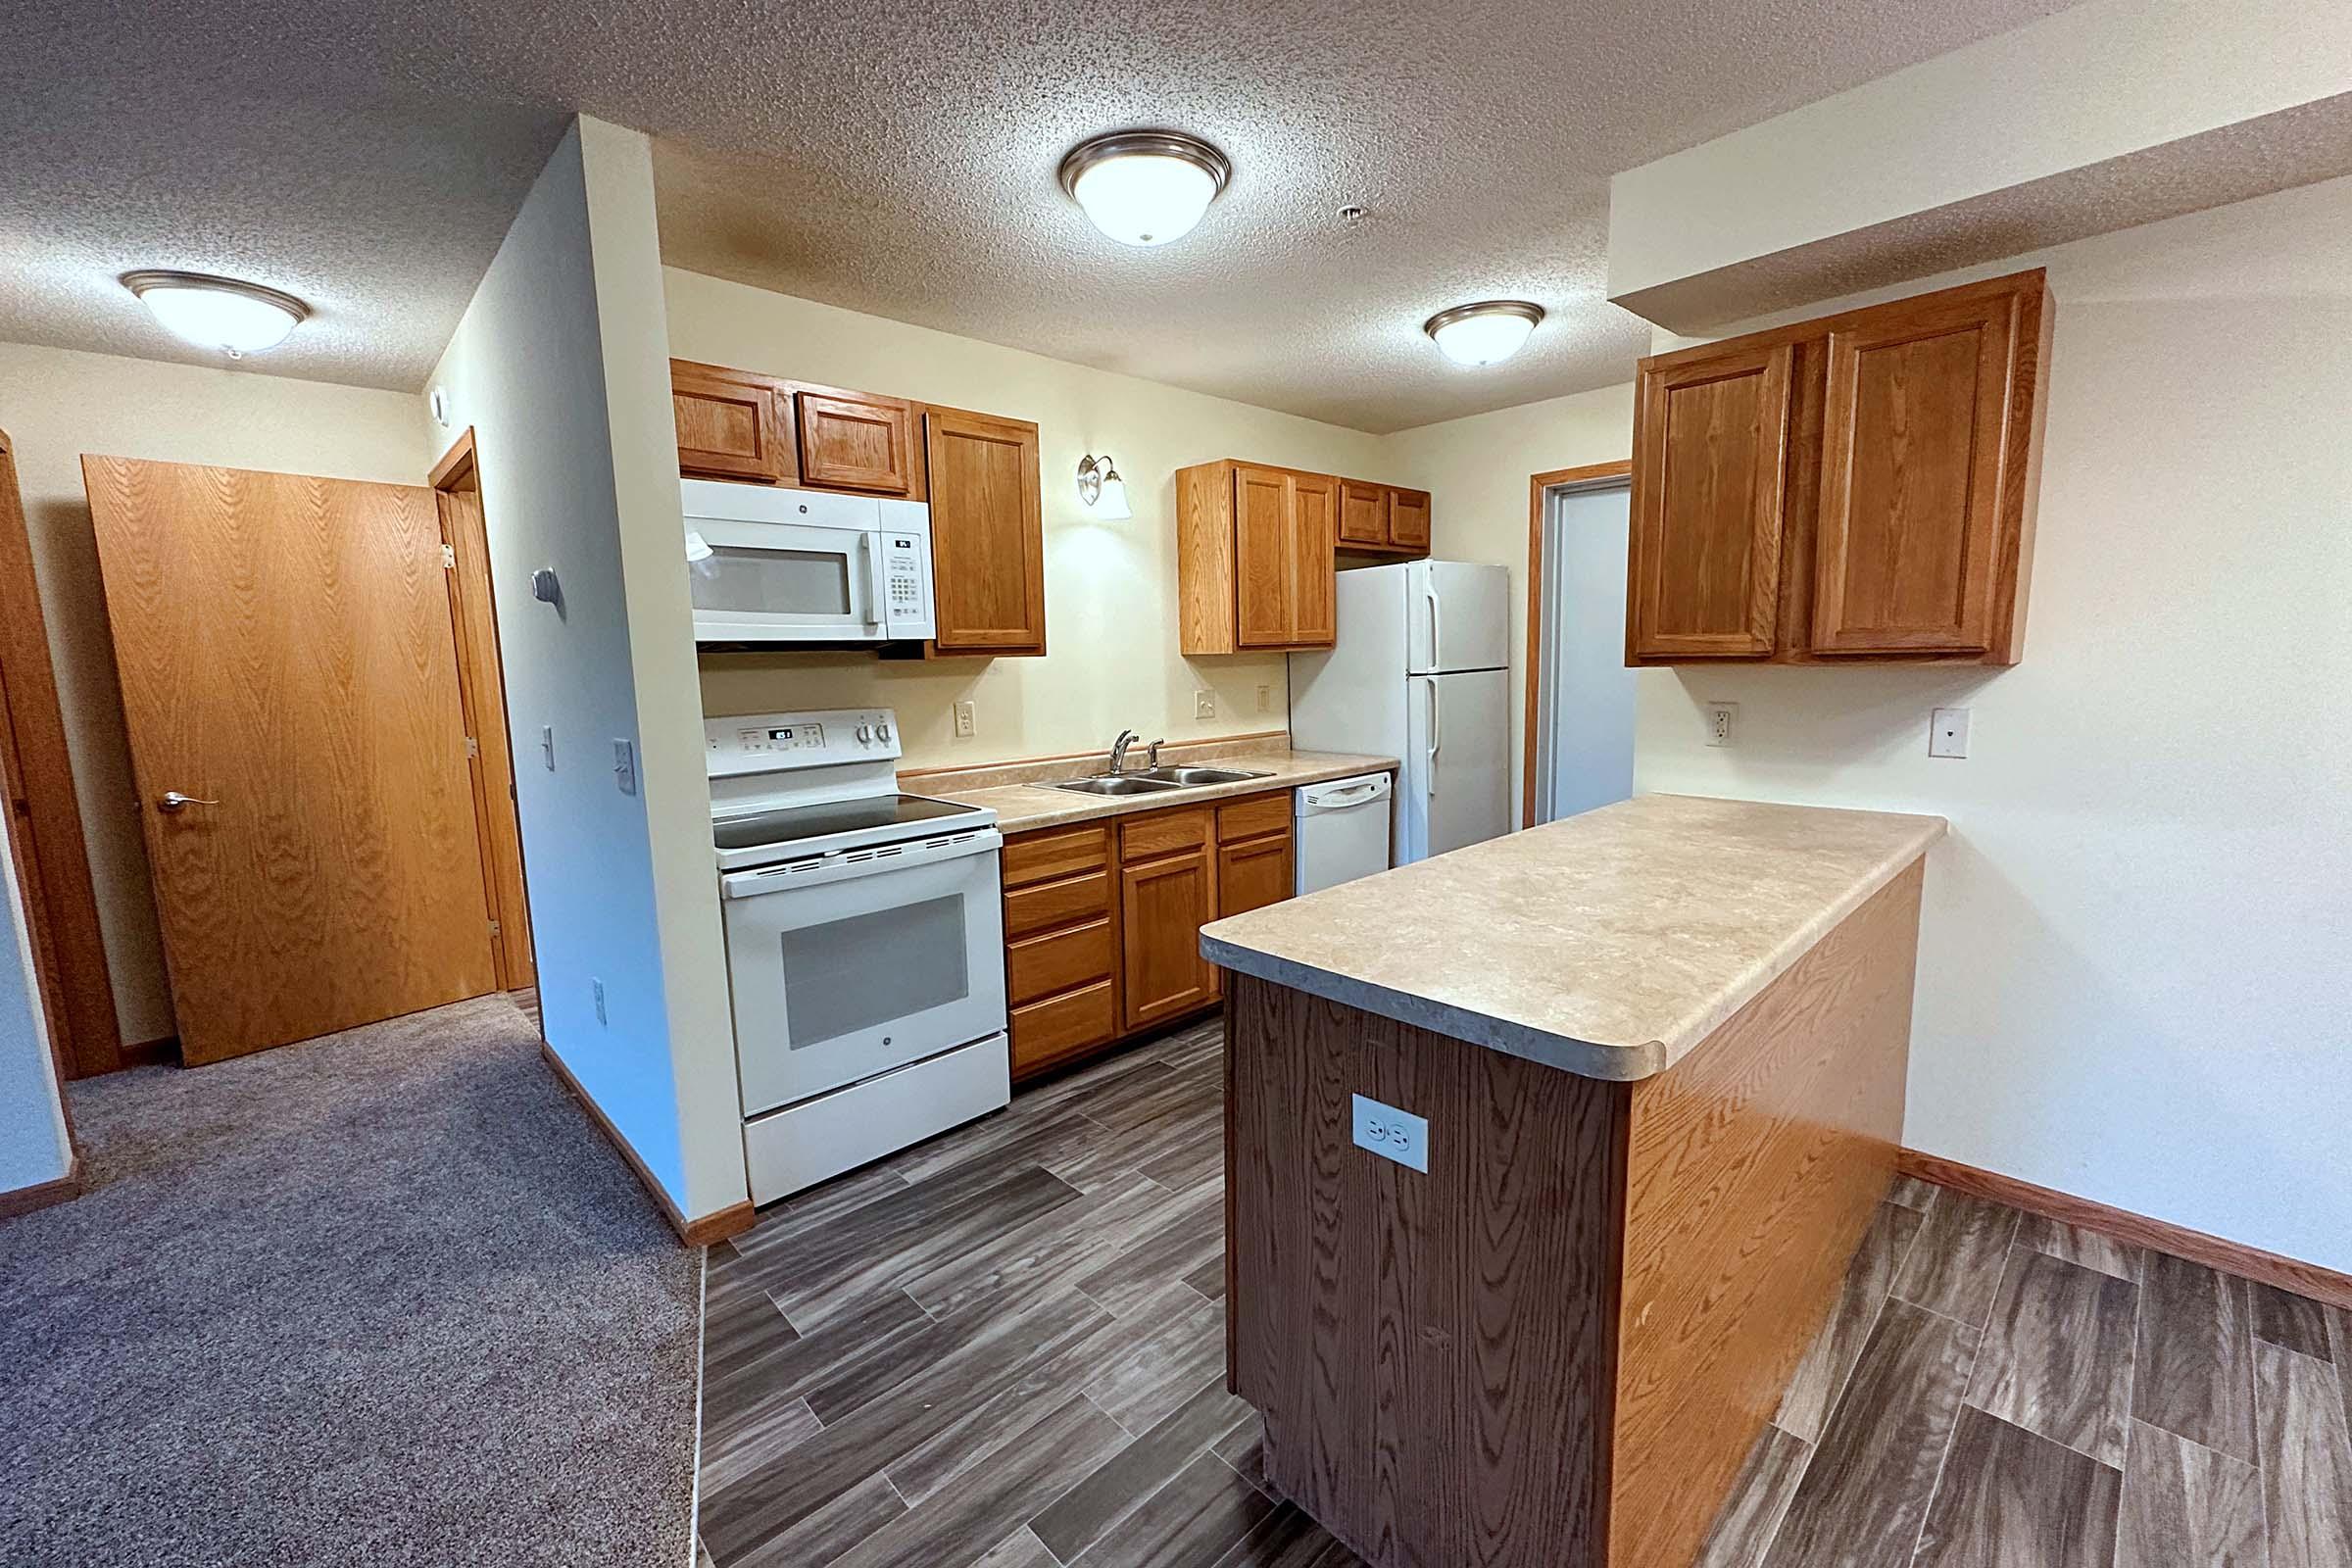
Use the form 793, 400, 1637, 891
861, 533, 887, 627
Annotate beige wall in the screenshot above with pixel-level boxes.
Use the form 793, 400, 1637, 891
0, 342, 434, 1046
662, 270, 1396, 764
1383, 385, 1636, 822
1631, 175, 2352, 1271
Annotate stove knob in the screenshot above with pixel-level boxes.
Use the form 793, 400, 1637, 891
876, 722, 894, 743
856, 723, 873, 743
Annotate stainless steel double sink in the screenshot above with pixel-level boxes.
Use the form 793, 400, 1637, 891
1049, 765, 1273, 797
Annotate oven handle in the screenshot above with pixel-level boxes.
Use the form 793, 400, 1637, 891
861, 533, 887, 628
721, 827, 1003, 899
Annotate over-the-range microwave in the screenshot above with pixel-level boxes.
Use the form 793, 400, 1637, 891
681, 478, 936, 645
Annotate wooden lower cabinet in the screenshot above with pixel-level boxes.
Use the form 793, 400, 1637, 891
1000, 789, 1298, 1081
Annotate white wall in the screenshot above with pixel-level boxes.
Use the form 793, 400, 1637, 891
0, 343, 432, 1046
0, 807, 74, 1194
1384, 385, 1635, 823
424, 120, 744, 1222
1631, 176, 2352, 1271
663, 270, 1395, 765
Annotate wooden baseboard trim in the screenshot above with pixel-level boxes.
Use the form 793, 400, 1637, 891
537, 1042, 753, 1250
0, 1157, 81, 1220
1897, 1149, 2352, 1309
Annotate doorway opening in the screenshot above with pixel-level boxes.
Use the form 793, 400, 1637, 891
1524, 463, 1635, 827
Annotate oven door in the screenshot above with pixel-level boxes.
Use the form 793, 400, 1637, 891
719, 831, 1007, 1115
686, 516, 888, 643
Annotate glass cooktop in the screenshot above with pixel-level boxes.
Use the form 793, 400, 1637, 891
712, 793, 982, 854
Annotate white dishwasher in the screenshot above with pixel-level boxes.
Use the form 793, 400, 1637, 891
1294, 772, 1394, 896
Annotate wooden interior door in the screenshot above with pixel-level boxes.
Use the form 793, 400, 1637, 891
433, 434, 535, 992
1811, 292, 2021, 655
924, 407, 1046, 654
1627, 343, 1793, 660
1288, 472, 1338, 644
1232, 465, 1296, 649
83, 457, 497, 1064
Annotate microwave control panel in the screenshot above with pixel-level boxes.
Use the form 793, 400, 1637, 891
883, 534, 926, 622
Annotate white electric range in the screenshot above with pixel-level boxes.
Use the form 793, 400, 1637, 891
708, 708, 1008, 1204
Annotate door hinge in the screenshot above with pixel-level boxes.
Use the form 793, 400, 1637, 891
441, 544, 457, 569
465, 735, 479, 759
488, 918, 502, 938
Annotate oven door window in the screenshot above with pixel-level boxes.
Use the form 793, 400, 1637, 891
779, 894, 970, 1051
692, 545, 855, 617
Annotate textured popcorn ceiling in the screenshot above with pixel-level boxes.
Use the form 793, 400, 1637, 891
0, 0, 2071, 427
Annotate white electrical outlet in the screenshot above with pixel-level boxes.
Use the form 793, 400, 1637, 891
1195, 689, 1216, 719
1704, 702, 1739, 748
954, 700, 977, 738
1256, 684, 1271, 713
591, 978, 607, 1025
1350, 1094, 1430, 1174
612, 739, 637, 795
540, 724, 556, 770
1929, 707, 1972, 759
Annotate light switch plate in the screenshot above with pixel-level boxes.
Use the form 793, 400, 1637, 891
1195, 689, 1216, 719
1929, 707, 1971, 759
1351, 1093, 1429, 1173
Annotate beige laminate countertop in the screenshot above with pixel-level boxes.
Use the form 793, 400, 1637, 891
934, 750, 1398, 834
1200, 793, 1946, 1082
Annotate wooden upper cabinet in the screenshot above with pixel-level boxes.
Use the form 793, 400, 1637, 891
1628, 341, 1793, 661
1180, 460, 1344, 655
1627, 270, 2049, 667
1812, 287, 2035, 658
1339, 479, 1388, 546
797, 389, 914, 494
924, 407, 1046, 655
1289, 471, 1338, 645
672, 361, 792, 484
1387, 487, 1431, 550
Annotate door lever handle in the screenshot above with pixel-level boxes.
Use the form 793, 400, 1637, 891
157, 791, 218, 812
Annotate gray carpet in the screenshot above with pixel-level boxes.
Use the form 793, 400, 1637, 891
0, 994, 703, 1568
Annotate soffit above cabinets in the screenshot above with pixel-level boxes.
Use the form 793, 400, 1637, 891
0, 0, 2073, 419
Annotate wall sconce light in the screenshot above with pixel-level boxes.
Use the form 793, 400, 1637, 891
1077, 455, 1133, 519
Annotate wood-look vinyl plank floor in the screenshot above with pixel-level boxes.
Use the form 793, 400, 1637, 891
694, 1020, 2337, 1568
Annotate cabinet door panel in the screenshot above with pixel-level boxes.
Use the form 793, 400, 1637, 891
1338, 480, 1388, 546
925, 408, 1046, 653
1812, 294, 2018, 655
1120, 849, 1216, 1031
1289, 471, 1338, 645
797, 390, 913, 494
1233, 466, 1296, 649
1387, 487, 1431, 550
1628, 344, 1792, 660
1217, 831, 1293, 920
672, 362, 789, 483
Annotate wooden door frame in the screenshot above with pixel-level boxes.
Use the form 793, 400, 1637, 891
429, 429, 537, 998
1523, 460, 1634, 828
0, 426, 122, 1082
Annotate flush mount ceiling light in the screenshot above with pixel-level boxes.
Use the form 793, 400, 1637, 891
1076, 454, 1132, 519
1423, 300, 1545, 368
122, 270, 309, 357
1057, 130, 1231, 247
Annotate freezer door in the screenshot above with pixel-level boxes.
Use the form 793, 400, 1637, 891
1402, 669, 1511, 861
1407, 561, 1513, 673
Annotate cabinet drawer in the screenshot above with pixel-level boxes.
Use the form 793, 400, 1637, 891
1010, 980, 1118, 1079
1007, 917, 1114, 1007
1004, 824, 1109, 888
1121, 806, 1212, 863
1004, 869, 1110, 941
1216, 791, 1291, 845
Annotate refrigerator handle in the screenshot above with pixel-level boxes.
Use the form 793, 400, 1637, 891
1426, 679, 1441, 796
1424, 578, 1442, 671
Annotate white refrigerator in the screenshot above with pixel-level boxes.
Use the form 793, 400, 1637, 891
1289, 561, 1512, 863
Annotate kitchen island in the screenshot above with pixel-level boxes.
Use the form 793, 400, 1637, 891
1200, 794, 1946, 1568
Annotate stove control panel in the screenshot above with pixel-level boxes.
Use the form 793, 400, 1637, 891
706, 709, 902, 777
